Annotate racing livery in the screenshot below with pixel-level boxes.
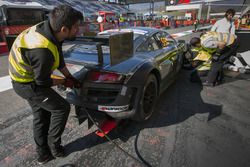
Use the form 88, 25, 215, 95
58, 27, 186, 121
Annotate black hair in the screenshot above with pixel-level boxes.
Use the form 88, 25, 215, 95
190, 37, 201, 47
49, 5, 83, 32
225, 8, 236, 17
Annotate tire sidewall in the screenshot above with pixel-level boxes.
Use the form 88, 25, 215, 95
135, 74, 158, 121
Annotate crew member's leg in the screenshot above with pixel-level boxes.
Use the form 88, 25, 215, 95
190, 70, 209, 83
12, 82, 54, 163
29, 103, 51, 157
32, 87, 70, 157
205, 61, 223, 85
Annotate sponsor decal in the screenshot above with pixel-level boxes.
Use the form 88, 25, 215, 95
98, 104, 129, 112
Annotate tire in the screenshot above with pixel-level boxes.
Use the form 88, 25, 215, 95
176, 53, 184, 72
132, 74, 158, 121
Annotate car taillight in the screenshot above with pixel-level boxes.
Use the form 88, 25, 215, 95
87, 71, 125, 83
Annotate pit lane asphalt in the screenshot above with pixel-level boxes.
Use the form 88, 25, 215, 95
0, 29, 250, 167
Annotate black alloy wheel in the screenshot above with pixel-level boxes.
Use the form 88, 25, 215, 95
133, 74, 158, 121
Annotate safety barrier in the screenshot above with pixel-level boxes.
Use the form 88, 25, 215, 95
0, 25, 31, 54
0, 42, 8, 54
79, 22, 100, 36
1, 25, 30, 36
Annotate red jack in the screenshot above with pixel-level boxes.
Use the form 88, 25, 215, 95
95, 119, 118, 137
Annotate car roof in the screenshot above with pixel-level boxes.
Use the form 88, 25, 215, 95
98, 27, 169, 51
128, 26, 161, 34
99, 27, 162, 36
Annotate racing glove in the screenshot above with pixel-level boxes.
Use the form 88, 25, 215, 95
63, 77, 74, 88
64, 76, 82, 88
70, 76, 82, 88
212, 52, 220, 62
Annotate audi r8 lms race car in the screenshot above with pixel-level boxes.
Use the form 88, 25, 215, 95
57, 27, 187, 122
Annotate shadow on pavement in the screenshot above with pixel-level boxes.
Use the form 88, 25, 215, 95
64, 132, 106, 155
63, 70, 223, 165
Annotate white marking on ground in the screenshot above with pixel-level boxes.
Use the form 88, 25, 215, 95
0, 75, 12, 92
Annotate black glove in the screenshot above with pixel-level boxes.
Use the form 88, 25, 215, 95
69, 76, 82, 88
212, 53, 220, 62
64, 77, 74, 88
64, 76, 82, 88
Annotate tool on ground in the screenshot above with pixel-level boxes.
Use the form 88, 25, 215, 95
80, 107, 150, 166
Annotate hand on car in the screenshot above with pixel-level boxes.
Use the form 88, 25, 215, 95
64, 76, 82, 88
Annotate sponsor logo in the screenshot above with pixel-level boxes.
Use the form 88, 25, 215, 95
98, 105, 129, 112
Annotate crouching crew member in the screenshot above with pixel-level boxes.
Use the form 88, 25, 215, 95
201, 31, 238, 86
189, 37, 213, 83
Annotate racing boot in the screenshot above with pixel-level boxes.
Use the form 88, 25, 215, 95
50, 145, 66, 158
37, 153, 53, 165
37, 147, 53, 165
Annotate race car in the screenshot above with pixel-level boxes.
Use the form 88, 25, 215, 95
58, 27, 186, 121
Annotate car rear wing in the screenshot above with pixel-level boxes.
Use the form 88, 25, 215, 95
72, 32, 134, 66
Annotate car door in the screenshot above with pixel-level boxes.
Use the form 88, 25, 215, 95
153, 32, 178, 89
136, 34, 167, 81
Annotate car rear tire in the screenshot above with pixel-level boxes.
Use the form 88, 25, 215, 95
132, 74, 158, 121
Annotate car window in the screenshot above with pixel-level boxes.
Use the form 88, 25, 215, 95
148, 36, 160, 51
133, 33, 143, 40
137, 36, 160, 52
155, 32, 176, 48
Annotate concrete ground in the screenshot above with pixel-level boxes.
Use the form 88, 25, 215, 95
0, 28, 250, 167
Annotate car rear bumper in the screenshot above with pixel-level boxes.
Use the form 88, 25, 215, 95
66, 83, 143, 119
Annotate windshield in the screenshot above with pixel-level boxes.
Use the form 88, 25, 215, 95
6, 8, 45, 25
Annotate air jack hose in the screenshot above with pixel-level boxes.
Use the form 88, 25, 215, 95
84, 109, 151, 167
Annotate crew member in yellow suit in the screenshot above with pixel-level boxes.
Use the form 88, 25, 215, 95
189, 37, 213, 83
200, 31, 238, 86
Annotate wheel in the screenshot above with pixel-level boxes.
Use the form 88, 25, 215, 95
176, 53, 184, 72
132, 74, 158, 121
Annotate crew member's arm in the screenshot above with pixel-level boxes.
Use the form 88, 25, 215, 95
26, 48, 65, 87
230, 24, 235, 34
57, 49, 72, 78
59, 66, 72, 78
217, 41, 226, 49
211, 22, 218, 32
57, 52, 82, 88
